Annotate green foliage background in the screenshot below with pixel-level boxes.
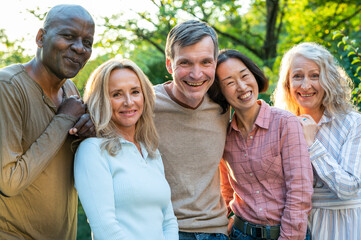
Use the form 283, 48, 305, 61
1, 1, 360, 239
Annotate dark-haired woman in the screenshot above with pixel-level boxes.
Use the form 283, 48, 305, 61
209, 49, 313, 240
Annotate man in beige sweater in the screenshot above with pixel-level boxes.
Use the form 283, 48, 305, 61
154, 20, 230, 240
0, 5, 95, 239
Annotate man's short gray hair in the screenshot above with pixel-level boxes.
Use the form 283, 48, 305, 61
165, 20, 218, 60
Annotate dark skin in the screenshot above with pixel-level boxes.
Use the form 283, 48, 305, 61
23, 5, 95, 137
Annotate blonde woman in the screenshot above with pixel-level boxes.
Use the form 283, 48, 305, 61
74, 59, 178, 240
273, 42, 361, 239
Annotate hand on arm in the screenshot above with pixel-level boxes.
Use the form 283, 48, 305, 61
0, 83, 78, 196
59, 96, 96, 138
220, 159, 235, 235
220, 159, 234, 213
297, 114, 319, 147
57, 95, 86, 119
58, 96, 95, 138
69, 113, 96, 138
227, 217, 234, 235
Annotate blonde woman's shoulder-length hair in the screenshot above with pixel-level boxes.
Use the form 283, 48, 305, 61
273, 42, 354, 117
83, 58, 159, 158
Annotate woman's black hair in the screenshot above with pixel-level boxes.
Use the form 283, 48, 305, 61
208, 49, 269, 114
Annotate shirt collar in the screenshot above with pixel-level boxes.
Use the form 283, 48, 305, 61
118, 137, 149, 159
228, 99, 270, 134
254, 99, 270, 130
318, 109, 334, 125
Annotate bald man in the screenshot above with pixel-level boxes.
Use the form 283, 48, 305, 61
0, 4, 95, 239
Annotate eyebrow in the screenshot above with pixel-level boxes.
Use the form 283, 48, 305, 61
110, 86, 141, 93
291, 68, 319, 73
221, 67, 247, 81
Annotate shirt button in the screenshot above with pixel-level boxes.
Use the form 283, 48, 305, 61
259, 208, 262, 211
250, 136, 253, 139
256, 190, 260, 194
250, 173, 253, 176
244, 153, 247, 157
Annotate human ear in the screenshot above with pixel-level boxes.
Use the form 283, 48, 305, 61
36, 28, 46, 48
166, 58, 173, 74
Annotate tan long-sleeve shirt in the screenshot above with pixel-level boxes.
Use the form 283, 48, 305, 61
0, 64, 79, 240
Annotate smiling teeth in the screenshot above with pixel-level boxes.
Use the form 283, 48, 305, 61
300, 93, 314, 97
186, 81, 204, 86
240, 92, 251, 99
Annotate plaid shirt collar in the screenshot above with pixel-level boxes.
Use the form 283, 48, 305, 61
228, 99, 271, 134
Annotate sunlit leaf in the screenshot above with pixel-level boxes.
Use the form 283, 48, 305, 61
332, 32, 343, 40
351, 59, 361, 64
342, 36, 348, 44
348, 51, 356, 57
356, 66, 361, 73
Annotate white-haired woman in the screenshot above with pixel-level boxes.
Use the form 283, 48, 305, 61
74, 59, 178, 240
273, 42, 361, 240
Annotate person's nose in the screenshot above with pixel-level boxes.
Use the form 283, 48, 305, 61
71, 38, 86, 54
123, 93, 134, 106
236, 79, 247, 91
300, 76, 312, 90
189, 64, 204, 80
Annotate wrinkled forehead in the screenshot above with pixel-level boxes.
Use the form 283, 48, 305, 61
172, 36, 216, 60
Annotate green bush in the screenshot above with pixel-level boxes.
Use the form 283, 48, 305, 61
77, 201, 91, 240
331, 30, 361, 110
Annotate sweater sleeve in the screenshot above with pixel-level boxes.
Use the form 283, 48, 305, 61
279, 116, 313, 240
74, 139, 126, 240
162, 201, 179, 240
0, 81, 77, 197
309, 116, 361, 200
157, 154, 179, 240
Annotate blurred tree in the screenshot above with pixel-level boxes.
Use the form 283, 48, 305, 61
331, 30, 361, 110
19, 1, 361, 93
97, 0, 361, 101
99, 0, 361, 67
73, 54, 114, 95
0, 29, 31, 67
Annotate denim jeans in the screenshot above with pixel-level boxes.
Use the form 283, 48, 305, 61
229, 226, 311, 240
179, 231, 229, 240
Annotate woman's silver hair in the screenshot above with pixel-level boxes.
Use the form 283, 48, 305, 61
83, 58, 159, 158
273, 42, 354, 116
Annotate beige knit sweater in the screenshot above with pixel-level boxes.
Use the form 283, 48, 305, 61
154, 83, 229, 235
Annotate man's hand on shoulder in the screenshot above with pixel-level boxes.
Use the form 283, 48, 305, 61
57, 95, 86, 119
69, 113, 96, 138
57, 95, 95, 138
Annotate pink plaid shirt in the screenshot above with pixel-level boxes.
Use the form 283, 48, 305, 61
220, 100, 313, 240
